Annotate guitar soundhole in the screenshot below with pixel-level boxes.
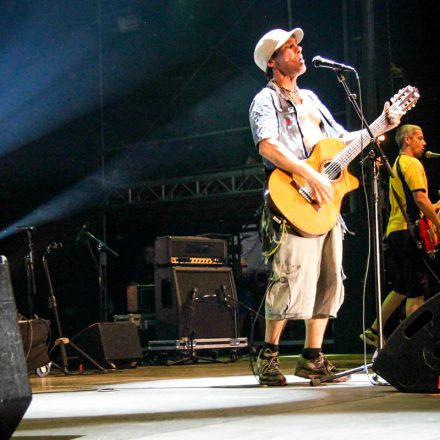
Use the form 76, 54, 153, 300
323, 161, 342, 182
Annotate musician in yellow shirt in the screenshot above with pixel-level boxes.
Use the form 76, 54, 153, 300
361, 124, 440, 347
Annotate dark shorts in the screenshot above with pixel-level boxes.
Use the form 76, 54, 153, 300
387, 229, 429, 298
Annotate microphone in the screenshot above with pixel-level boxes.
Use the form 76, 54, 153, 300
425, 151, 440, 159
16, 225, 36, 232
220, 284, 231, 309
312, 56, 356, 72
76, 222, 89, 242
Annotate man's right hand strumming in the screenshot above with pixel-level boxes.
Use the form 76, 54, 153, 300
304, 167, 333, 205
259, 138, 334, 205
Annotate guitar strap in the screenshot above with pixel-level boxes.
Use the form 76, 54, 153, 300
391, 155, 422, 249
392, 159, 439, 279
267, 83, 309, 158
395, 155, 421, 223
266, 82, 342, 165
390, 186, 422, 248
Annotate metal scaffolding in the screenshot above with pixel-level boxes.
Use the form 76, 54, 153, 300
107, 164, 265, 207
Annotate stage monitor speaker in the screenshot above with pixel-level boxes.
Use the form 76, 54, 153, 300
154, 266, 238, 340
72, 322, 143, 369
0, 256, 32, 440
373, 292, 440, 393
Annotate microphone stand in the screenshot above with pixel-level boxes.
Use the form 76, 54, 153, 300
311, 70, 394, 385
82, 230, 119, 323
43, 243, 105, 374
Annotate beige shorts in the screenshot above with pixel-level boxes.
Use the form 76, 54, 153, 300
265, 222, 345, 320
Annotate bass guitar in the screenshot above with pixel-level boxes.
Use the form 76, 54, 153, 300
268, 85, 420, 237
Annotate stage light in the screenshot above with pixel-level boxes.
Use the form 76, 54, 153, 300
0, 175, 107, 241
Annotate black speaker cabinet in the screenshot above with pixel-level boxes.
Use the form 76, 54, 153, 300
154, 266, 238, 340
72, 322, 143, 368
373, 292, 440, 393
0, 256, 32, 440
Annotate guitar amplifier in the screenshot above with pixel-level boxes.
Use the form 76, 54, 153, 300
154, 236, 227, 266
154, 265, 238, 340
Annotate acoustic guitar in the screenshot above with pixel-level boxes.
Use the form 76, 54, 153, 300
267, 85, 420, 237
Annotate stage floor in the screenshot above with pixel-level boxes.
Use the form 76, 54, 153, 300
13, 354, 440, 440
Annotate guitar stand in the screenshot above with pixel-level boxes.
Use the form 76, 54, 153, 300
43, 243, 106, 374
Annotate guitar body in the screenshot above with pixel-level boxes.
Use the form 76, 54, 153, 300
266, 85, 420, 237
268, 138, 359, 237
417, 216, 438, 255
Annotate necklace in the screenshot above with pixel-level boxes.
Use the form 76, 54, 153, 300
274, 81, 299, 96
274, 81, 302, 103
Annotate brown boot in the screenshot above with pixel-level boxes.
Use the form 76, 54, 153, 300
294, 353, 350, 382
255, 348, 287, 386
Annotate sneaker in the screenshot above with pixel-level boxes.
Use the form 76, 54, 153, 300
359, 328, 386, 348
294, 353, 350, 382
255, 348, 287, 386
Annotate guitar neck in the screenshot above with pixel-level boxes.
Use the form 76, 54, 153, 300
324, 85, 420, 177
331, 114, 388, 172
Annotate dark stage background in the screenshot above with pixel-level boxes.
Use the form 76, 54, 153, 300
0, 0, 438, 352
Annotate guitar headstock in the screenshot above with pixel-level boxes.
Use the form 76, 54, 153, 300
390, 85, 420, 114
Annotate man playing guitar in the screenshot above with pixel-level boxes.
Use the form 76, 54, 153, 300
361, 124, 440, 348
249, 26, 403, 386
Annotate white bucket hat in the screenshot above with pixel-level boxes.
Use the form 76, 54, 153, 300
254, 28, 304, 72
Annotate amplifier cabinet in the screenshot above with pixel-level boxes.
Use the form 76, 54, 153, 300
154, 266, 238, 340
155, 236, 227, 266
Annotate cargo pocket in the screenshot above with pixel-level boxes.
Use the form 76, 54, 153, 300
284, 265, 305, 315
266, 265, 302, 318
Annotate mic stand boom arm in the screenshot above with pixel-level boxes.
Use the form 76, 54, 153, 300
82, 231, 119, 257
83, 230, 118, 323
